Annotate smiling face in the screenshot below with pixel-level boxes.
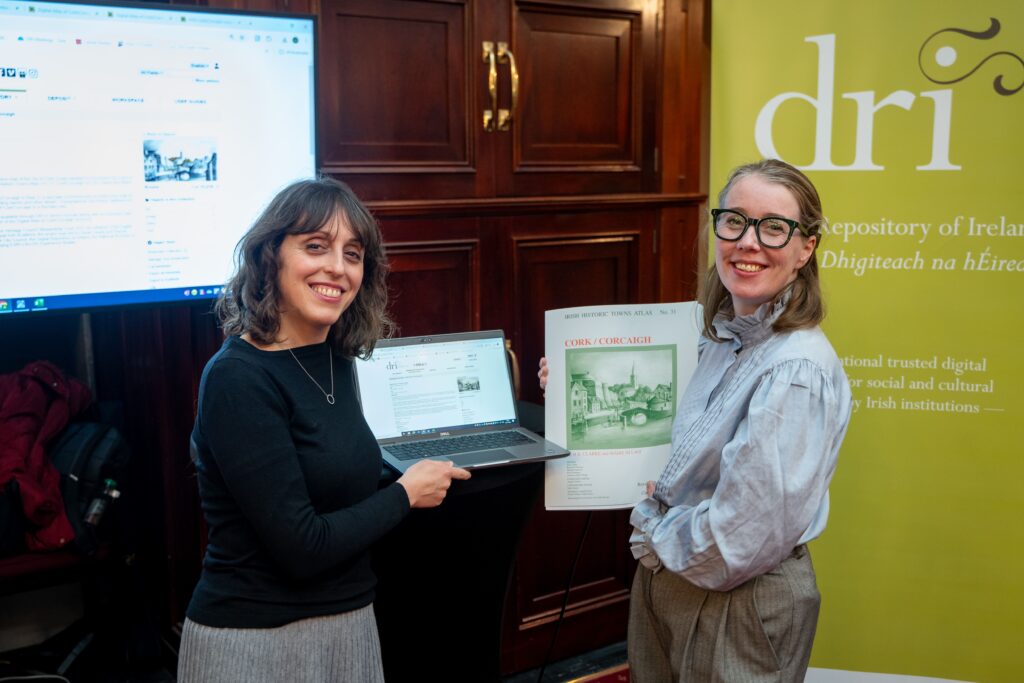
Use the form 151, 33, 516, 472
275, 211, 364, 347
714, 174, 816, 317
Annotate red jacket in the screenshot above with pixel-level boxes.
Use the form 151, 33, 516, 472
0, 361, 91, 550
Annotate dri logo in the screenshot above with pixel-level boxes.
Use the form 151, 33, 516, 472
755, 34, 958, 171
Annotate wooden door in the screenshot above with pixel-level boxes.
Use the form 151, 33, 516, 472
316, 0, 658, 200
496, 207, 657, 671
491, 0, 658, 197
376, 212, 487, 335
317, 0, 494, 200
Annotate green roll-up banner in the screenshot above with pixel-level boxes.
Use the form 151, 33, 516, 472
710, 2, 1023, 682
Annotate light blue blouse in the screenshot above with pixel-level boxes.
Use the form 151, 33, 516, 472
629, 296, 852, 592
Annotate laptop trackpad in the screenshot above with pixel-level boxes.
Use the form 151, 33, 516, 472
450, 450, 513, 468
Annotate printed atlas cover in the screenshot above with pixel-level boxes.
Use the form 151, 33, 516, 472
544, 302, 700, 510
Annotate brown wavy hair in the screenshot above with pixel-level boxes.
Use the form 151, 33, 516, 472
698, 159, 826, 341
215, 176, 393, 357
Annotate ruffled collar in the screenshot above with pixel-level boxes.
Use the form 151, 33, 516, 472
712, 289, 791, 349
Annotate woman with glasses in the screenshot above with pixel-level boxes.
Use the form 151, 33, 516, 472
536, 158, 851, 681
627, 158, 852, 681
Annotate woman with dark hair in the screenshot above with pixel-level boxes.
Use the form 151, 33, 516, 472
539, 158, 851, 681
627, 159, 852, 681
178, 177, 469, 682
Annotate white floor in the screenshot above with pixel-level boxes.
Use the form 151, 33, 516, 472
807, 669, 975, 683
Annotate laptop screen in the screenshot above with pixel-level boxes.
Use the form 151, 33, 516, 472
355, 334, 518, 440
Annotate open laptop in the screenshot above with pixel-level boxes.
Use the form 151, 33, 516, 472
354, 330, 569, 473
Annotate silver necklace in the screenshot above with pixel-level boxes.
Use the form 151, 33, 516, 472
288, 347, 335, 405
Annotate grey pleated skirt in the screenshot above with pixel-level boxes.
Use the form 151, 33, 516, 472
177, 604, 385, 683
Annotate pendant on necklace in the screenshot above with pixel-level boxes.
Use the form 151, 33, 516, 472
326, 394, 336, 405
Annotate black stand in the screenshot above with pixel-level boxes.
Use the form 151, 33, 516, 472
372, 402, 546, 683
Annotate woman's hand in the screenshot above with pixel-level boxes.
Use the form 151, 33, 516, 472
538, 357, 548, 395
646, 480, 656, 497
397, 460, 471, 508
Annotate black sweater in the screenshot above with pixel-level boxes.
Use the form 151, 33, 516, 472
186, 336, 410, 628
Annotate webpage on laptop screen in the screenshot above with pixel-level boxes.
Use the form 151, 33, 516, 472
358, 338, 517, 440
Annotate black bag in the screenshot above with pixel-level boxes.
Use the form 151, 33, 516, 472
48, 421, 131, 554
0, 478, 26, 557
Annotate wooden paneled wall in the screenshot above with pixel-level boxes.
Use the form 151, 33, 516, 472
2, 0, 710, 675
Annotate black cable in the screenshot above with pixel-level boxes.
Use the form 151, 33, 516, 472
535, 510, 594, 683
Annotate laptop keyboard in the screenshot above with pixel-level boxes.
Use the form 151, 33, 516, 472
386, 430, 534, 461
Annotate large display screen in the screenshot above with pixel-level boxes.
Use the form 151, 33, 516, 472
0, 0, 317, 316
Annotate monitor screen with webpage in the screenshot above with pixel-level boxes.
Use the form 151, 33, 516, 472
0, 0, 317, 316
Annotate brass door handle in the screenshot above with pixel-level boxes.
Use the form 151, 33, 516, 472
496, 42, 518, 131
482, 41, 497, 131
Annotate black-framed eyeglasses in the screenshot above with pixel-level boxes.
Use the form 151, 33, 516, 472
710, 209, 806, 249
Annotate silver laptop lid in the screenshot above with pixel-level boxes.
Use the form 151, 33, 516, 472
355, 330, 520, 441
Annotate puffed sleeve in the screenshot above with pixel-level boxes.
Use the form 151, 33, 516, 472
197, 358, 410, 580
630, 358, 849, 591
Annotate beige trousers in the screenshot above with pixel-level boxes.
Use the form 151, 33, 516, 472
628, 545, 820, 683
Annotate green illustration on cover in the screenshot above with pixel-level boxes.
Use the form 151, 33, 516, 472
565, 345, 677, 450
